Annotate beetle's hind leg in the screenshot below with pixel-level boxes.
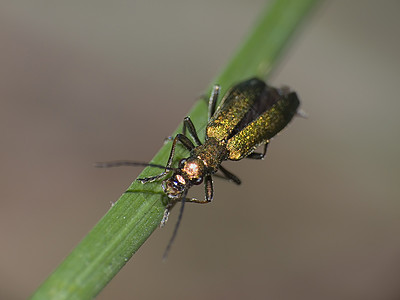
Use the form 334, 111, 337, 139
217, 165, 241, 185
246, 142, 269, 160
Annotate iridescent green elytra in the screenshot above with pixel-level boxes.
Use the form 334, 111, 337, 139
97, 78, 300, 258
207, 78, 300, 160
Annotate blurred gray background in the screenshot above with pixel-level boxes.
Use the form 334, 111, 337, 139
1, 1, 399, 299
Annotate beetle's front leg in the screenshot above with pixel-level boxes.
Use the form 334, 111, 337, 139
138, 133, 195, 183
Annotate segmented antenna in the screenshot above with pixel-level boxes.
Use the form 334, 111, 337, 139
162, 193, 187, 261
94, 160, 175, 170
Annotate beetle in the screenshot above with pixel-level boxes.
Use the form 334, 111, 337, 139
97, 77, 300, 257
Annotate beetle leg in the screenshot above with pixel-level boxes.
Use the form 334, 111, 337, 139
181, 176, 214, 204
138, 134, 195, 183
204, 175, 214, 201
183, 197, 211, 204
175, 133, 196, 151
208, 84, 220, 121
218, 165, 241, 185
183, 117, 202, 146
246, 142, 269, 160
160, 209, 171, 227
163, 176, 213, 206
161, 187, 212, 227
160, 199, 179, 227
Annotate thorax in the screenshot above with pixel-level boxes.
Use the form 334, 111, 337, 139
190, 137, 228, 174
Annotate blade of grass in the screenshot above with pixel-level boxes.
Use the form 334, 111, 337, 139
31, 0, 319, 299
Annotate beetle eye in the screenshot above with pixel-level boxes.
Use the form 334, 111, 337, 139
178, 159, 186, 168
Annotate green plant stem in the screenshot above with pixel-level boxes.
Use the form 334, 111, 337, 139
31, 0, 319, 299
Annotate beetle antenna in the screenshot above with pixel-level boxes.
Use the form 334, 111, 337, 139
94, 160, 175, 171
162, 193, 187, 261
